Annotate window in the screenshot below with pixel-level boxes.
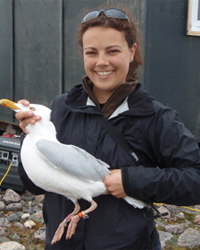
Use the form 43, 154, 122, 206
187, 0, 200, 36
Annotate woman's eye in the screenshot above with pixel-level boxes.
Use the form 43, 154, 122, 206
85, 51, 96, 55
109, 50, 119, 54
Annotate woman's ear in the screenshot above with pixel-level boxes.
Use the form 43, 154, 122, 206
130, 43, 137, 62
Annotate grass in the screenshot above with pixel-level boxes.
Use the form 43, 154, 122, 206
155, 207, 200, 250
2, 203, 200, 249
6, 221, 45, 250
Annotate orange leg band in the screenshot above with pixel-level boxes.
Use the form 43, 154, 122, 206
78, 211, 84, 218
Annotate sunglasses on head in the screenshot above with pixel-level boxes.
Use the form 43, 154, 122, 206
81, 8, 130, 24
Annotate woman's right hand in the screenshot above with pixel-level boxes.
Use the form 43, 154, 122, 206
15, 99, 42, 134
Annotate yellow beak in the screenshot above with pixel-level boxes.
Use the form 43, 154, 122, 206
0, 99, 21, 111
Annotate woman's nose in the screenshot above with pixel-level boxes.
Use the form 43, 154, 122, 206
96, 53, 109, 66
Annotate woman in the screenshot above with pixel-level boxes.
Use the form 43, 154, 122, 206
16, 8, 200, 250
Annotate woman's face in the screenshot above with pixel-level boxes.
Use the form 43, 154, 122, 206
82, 26, 137, 103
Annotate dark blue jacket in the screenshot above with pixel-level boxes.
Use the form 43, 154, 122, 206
19, 83, 200, 249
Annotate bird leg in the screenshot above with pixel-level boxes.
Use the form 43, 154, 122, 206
66, 199, 97, 240
51, 201, 80, 245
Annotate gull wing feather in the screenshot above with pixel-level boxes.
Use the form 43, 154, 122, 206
36, 139, 110, 182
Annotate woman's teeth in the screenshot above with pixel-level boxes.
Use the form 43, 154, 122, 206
97, 71, 112, 76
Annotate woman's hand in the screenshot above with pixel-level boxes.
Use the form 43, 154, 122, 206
103, 169, 127, 198
15, 99, 42, 134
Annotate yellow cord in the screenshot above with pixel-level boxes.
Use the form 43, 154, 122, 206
154, 203, 200, 213
181, 206, 200, 213
0, 162, 12, 186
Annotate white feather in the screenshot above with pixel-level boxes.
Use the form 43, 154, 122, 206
16, 102, 148, 209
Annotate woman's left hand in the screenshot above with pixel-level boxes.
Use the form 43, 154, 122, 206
103, 169, 127, 198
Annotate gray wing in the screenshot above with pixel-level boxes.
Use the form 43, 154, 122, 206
36, 139, 110, 181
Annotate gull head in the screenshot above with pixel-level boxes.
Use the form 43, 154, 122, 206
0, 99, 52, 121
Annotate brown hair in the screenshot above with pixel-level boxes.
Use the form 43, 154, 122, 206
78, 11, 143, 80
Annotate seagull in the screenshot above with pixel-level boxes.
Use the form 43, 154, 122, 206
0, 99, 148, 244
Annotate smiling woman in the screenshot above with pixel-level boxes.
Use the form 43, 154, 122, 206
15, 7, 200, 250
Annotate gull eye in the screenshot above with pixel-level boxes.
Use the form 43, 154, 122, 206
29, 107, 36, 111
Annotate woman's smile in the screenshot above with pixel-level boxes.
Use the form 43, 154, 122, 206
95, 70, 114, 77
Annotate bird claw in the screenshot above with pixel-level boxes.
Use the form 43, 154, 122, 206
51, 214, 81, 243
51, 204, 92, 243
51, 221, 67, 245
66, 214, 81, 240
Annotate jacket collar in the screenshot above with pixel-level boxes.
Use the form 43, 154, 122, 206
82, 75, 137, 119
124, 83, 156, 117
64, 78, 155, 117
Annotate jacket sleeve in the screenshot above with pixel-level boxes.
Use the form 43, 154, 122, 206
122, 107, 200, 206
18, 133, 45, 195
